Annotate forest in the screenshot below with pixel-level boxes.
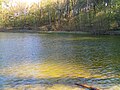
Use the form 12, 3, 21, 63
0, 0, 120, 33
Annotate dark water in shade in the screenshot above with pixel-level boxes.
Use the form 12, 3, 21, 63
0, 32, 120, 90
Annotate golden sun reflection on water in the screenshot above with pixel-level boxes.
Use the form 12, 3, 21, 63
1, 62, 91, 90
1, 61, 120, 90
0, 61, 103, 78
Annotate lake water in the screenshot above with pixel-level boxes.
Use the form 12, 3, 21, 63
0, 32, 120, 90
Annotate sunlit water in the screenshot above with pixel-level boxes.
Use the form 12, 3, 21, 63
0, 32, 120, 90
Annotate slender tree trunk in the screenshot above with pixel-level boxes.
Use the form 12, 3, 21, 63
48, 10, 52, 30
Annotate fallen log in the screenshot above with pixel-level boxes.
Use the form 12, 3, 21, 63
75, 83, 100, 90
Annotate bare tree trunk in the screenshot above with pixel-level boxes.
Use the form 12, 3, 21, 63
48, 10, 52, 31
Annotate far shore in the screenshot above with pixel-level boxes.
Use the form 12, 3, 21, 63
0, 28, 120, 35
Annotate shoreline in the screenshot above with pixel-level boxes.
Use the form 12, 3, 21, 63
0, 29, 120, 35
0, 29, 91, 34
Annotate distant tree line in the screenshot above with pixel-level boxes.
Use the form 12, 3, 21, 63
0, 0, 120, 33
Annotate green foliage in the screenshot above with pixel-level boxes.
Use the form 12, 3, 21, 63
0, 0, 120, 31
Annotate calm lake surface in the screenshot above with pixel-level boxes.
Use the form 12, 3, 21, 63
0, 32, 120, 90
